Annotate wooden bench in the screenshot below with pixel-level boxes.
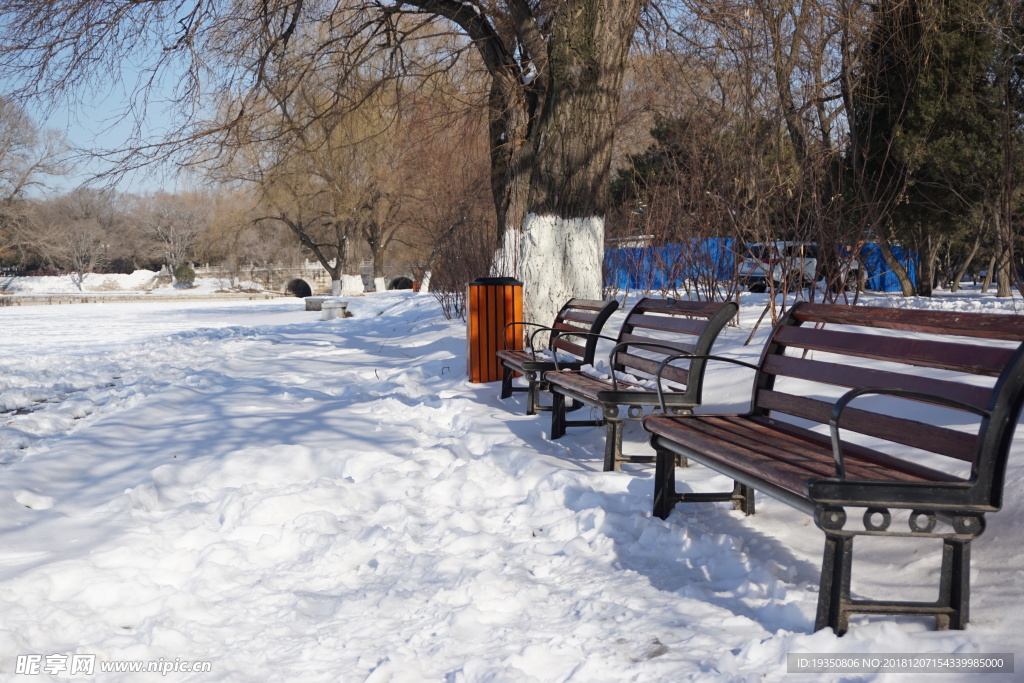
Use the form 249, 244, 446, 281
642, 302, 1024, 634
497, 298, 619, 415
545, 298, 738, 471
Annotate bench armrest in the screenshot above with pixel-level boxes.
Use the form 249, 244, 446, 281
502, 321, 549, 357
829, 387, 992, 479
653, 353, 761, 413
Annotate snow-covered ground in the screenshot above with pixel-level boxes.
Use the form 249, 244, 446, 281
0, 271, 264, 296
1, 285, 1022, 682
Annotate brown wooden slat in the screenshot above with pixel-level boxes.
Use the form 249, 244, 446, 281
618, 333, 697, 355
617, 351, 692, 384
566, 298, 611, 310
553, 339, 587, 358
635, 298, 724, 318
646, 414, 962, 483
647, 418, 909, 497
626, 313, 709, 335
762, 354, 994, 410
760, 417, 962, 481
665, 416, 936, 483
561, 311, 600, 326
495, 349, 530, 365
644, 415, 958, 498
546, 371, 648, 400
756, 389, 979, 462
773, 326, 1013, 376
790, 303, 1024, 341
552, 321, 590, 334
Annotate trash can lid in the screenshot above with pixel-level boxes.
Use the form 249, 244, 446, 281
469, 277, 522, 286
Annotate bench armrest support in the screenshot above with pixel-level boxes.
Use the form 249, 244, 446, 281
829, 387, 991, 479
502, 321, 549, 357
653, 353, 761, 413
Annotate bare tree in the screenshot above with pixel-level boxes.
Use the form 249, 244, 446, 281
0, 98, 71, 260
32, 188, 124, 286
140, 192, 208, 279
0, 0, 644, 328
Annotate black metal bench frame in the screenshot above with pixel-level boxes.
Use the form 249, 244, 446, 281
497, 298, 619, 415
545, 298, 738, 471
642, 302, 1024, 634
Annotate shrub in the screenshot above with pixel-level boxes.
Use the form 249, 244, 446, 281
174, 263, 196, 285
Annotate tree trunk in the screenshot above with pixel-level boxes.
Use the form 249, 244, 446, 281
982, 254, 996, 292
878, 238, 916, 296
993, 207, 1013, 298
488, 77, 533, 278
915, 229, 939, 297
950, 230, 981, 293
518, 0, 643, 327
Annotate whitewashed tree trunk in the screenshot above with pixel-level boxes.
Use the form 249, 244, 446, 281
419, 270, 431, 293
373, 277, 386, 293
331, 279, 341, 296
520, 214, 604, 329
340, 274, 365, 296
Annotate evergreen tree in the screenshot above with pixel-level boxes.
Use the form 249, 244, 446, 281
851, 0, 1008, 295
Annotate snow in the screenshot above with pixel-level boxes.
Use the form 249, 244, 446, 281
1, 283, 1023, 682
0, 271, 263, 296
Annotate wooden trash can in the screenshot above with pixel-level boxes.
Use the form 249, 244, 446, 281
467, 277, 523, 383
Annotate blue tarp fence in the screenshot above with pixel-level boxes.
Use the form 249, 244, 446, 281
604, 241, 917, 293
857, 244, 917, 292
603, 239, 736, 291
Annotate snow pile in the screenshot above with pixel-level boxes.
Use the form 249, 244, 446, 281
0, 271, 266, 295
0, 292, 1021, 681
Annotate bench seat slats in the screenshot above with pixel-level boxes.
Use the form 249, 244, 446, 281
546, 372, 657, 401
645, 415, 955, 499
756, 389, 979, 462
762, 355, 994, 411
773, 326, 1013, 376
496, 349, 583, 372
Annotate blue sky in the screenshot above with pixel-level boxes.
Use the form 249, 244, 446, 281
16, 69, 187, 197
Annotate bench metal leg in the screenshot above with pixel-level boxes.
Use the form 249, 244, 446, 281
937, 539, 970, 630
551, 391, 566, 439
500, 366, 515, 400
815, 533, 971, 635
816, 533, 854, 635
653, 445, 678, 519
735, 482, 755, 515
603, 420, 624, 471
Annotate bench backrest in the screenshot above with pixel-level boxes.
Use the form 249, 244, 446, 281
614, 298, 739, 398
547, 298, 620, 365
756, 303, 1024, 510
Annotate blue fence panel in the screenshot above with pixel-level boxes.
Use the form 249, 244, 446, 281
605, 240, 916, 292
604, 239, 735, 290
